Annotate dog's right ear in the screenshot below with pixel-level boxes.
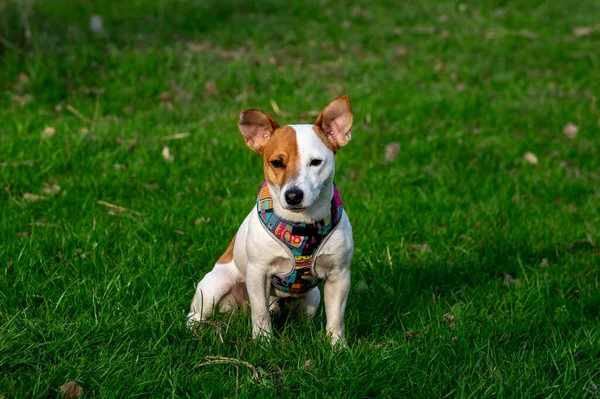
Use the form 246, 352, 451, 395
237, 109, 280, 153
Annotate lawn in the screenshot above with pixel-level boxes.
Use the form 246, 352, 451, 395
1, 0, 599, 397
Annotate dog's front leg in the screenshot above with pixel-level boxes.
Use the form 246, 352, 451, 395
246, 263, 272, 339
324, 269, 351, 346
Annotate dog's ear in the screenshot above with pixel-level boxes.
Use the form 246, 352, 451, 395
314, 95, 353, 151
237, 109, 280, 153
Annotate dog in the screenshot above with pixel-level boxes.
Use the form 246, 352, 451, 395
188, 95, 354, 345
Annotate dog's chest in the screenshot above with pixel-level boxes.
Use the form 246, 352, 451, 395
246, 210, 353, 279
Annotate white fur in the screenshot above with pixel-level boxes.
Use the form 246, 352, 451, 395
188, 124, 353, 345
272, 124, 335, 223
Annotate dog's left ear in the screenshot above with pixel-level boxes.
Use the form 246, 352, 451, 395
314, 95, 353, 151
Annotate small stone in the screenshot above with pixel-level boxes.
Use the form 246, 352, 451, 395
90, 15, 104, 34
523, 152, 538, 165
42, 127, 56, 139
161, 147, 174, 163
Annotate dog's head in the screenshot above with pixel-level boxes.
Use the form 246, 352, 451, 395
238, 95, 353, 213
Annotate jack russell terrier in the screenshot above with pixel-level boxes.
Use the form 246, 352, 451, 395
188, 95, 354, 345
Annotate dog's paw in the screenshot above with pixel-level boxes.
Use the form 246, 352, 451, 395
329, 333, 347, 349
252, 327, 273, 343
186, 312, 201, 329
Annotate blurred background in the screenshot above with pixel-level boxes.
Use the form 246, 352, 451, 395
1, 0, 599, 397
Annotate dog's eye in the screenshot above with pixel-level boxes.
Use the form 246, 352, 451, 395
310, 159, 323, 167
270, 159, 285, 169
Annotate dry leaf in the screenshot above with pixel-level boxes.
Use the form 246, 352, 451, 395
414, 26, 436, 34
160, 133, 190, 141
451, 336, 459, 343
205, 81, 219, 96
19, 72, 30, 83
441, 313, 456, 328
351, 6, 374, 20
16, 231, 32, 239
11, 95, 32, 106
403, 327, 429, 342
573, 26, 592, 37
59, 381, 83, 399
194, 217, 211, 225
33, 217, 48, 227
160, 101, 173, 112
235, 91, 248, 102
161, 147, 174, 163
395, 45, 407, 57
23, 193, 46, 202
523, 152, 538, 164
43, 183, 61, 195
42, 127, 56, 139
503, 273, 521, 287
384, 142, 401, 162
433, 60, 445, 72
409, 243, 430, 252
563, 123, 578, 139
158, 92, 172, 101
97, 200, 141, 215
186, 41, 212, 52
342, 20, 352, 28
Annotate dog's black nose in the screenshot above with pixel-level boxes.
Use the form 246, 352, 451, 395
284, 188, 304, 206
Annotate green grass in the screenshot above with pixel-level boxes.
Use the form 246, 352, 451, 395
1, 0, 600, 397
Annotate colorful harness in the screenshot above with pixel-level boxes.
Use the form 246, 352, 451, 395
256, 181, 344, 295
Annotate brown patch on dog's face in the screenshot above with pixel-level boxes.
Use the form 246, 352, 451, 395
261, 125, 299, 190
217, 234, 236, 264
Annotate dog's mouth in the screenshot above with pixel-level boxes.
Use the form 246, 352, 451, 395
286, 206, 307, 212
